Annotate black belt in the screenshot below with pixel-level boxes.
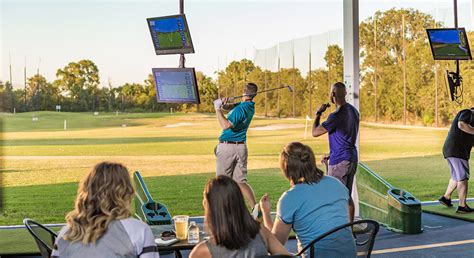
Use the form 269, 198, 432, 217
219, 140, 246, 144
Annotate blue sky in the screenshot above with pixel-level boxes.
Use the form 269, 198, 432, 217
1, 0, 472, 88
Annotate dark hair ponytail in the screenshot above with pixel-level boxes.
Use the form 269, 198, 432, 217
280, 142, 324, 184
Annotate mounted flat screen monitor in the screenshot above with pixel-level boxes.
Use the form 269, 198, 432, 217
147, 14, 194, 55
427, 28, 472, 60
152, 68, 200, 104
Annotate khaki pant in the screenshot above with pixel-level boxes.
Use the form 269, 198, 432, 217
215, 143, 248, 182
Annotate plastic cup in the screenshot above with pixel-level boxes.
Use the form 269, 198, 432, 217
173, 215, 189, 240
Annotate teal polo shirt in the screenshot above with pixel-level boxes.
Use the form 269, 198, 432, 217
219, 101, 255, 142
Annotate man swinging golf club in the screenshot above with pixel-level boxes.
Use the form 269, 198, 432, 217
213, 83, 259, 217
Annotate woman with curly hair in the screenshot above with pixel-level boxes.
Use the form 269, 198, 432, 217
51, 162, 159, 258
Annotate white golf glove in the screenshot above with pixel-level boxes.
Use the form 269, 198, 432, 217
214, 99, 223, 110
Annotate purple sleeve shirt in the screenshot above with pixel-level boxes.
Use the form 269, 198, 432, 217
322, 104, 359, 165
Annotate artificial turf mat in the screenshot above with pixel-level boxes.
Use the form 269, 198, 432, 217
423, 201, 474, 222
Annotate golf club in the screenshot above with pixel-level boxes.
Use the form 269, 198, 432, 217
230, 85, 293, 101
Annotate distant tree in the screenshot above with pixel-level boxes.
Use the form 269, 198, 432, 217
0, 81, 15, 112
360, 8, 439, 122
324, 45, 343, 84
218, 59, 256, 98
26, 74, 58, 111
55, 60, 100, 111
195, 71, 218, 113
308, 68, 330, 113
144, 74, 157, 111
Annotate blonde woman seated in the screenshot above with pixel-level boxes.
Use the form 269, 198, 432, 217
260, 142, 356, 257
190, 176, 290, 258
51, 162, 159, 258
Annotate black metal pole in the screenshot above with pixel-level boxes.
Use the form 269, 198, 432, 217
179, 0, 185, 68
454, 0, 458, 28
454, 0, 459, 76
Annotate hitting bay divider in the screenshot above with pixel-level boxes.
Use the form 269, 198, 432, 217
357, 163, 422, 234
133, 171, 172, 225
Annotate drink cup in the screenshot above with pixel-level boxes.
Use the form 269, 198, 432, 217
173, 215, 189, 240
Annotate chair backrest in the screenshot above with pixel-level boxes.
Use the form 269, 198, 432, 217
351, 220, 379, 257
296, 219, 379, 258
23, 218, 58, 258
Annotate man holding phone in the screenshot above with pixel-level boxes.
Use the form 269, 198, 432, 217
312, 82, 360, 222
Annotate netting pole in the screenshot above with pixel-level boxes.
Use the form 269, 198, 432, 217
308, 37, 312, 116
225, 55, 229, 98
402, 14, 407, 125
374, 17, 378, 123
217, 57, 220, 99
9, 53, 12, 86
277, 56, 281, 118
292, 40, 296, 118
433, 15, 438, 127
264, 51, 268, 117
233, 64, 237, 97
435, 63, 438, 127
24, 57, 27, 112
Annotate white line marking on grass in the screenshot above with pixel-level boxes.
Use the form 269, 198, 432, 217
372, 239, 474, 254
250, 124, 304, 131
163, 122, 194, 128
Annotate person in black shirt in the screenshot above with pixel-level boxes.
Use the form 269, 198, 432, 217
439, 108, 474, 213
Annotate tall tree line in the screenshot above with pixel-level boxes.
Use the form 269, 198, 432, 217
1, 8, 472, 125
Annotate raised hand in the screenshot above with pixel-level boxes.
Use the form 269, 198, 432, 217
259, 193, 272, 214
316, 103, 331, 115
213, 98, 223, 110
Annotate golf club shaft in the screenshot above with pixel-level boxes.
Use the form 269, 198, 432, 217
231, 85, 291, 100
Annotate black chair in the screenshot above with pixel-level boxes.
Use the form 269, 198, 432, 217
296, 219, 379, 258
24, 218, 58, 258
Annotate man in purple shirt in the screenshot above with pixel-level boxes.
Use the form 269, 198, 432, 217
312, 82, 360, 222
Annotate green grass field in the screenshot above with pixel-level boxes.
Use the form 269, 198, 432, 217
156, 31, 190, 48
0, 111, 471, 227
433, 43, 469, 56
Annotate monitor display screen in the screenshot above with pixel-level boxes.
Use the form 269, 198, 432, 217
427, 28, 472, 60
152, 68, 200, 104
147, 14, 194, 55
